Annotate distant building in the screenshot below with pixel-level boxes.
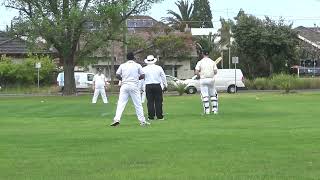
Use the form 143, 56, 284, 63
86, 15, 198, 79
0, 31, 54, 63
293, 26, 320, 76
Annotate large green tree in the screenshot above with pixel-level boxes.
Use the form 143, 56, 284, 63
232, 10, 299, 78
5, 0, 162, 95
191, 0, 213, 28
165, 0, 193, 32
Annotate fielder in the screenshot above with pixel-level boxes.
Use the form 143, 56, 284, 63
111, 52, 150, 127
195, 50, 219, 115
92, 68, 108, 104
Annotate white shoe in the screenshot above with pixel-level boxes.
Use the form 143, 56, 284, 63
213, 111, 218, 115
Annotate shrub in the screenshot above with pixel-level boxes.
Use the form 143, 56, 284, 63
0, 55, 56, 87
253, 77, 269, 90
249, 75, 320, 91
167, 82, 177, 92
175, 82, 186, 96
271, 74, 297, 93
244, 79, 254, 89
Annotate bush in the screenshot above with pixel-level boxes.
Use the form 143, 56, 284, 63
271, 74, 297, 93
0, 55, 56, 87
248, 74, 320, 91
253, 77, 269, 90
244, 79, 254, 89
175, 82, 186, 96
167, 82, 177, 92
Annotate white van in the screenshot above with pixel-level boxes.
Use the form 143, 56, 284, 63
57, 72, 95, 90
183, 69, 246, 94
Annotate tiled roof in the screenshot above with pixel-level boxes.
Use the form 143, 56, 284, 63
0, 31, 52, 55
295, 26, 320, 48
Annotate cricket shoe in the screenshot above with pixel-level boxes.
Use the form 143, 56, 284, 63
110, 121, 120, 127
140, 121, 151, 126
212, 111, 218, 115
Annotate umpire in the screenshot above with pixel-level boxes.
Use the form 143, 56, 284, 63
143, 55, 168, 120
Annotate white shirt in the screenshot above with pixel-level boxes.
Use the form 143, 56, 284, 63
93, 74, 107, 89
195, 57, 218, 79
116, 60, 144, 86
57, 73, 64, 86
143, 64, 168, 87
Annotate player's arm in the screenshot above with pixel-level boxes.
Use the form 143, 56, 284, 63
195, 61, 201, 79
116, 65, 122, 80
103, 75, 109, 87
160, 67, 168, 91
213, 63, 218, 75
139, 74, 145, 80
138, 64, 145, 80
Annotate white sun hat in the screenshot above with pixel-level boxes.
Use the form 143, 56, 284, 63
144, 55, 157, 64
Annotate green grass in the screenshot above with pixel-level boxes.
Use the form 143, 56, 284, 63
1, 92, 320, 180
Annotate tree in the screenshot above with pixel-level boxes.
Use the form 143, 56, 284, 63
165, 0, 193, 32
219, 18, 233, 48
191, 0, 213, 28
232, 10, 299, 78
5, 0, 163, 95
152, 34, 192, 61
219, 18, 234, 68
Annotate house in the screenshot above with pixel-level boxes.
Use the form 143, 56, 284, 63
86, 16, 198, 80
293, 26, 320, 76
0, 31, 53, 62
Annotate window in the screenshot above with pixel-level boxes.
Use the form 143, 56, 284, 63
87, 74, 94, 81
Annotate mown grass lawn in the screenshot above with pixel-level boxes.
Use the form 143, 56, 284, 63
1, 92, 320, 180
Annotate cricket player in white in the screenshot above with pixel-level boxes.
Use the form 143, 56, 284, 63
195, 50, 219, 115
111, 52, 149, 127
92, 68, 108, 104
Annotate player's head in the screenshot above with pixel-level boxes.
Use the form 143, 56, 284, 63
98, 68, 103, 74
127, 52, 135, 60
202, 50, 210, 56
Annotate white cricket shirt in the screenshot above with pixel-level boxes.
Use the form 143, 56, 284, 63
93, 74, 106, 89
195, 57, 218, 79
116, 60, 144, 85
142, 64, 168, 87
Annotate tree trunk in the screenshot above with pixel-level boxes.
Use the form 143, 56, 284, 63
62, 55, 77, 95
269, 62, 273, 77
110, 41, 115, 91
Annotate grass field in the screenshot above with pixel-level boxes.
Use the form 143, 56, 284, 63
1, 92, 320, 180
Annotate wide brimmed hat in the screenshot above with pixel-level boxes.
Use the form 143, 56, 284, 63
144, 55, 157, 64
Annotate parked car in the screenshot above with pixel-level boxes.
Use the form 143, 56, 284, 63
57, 72, 94, 91
165, 75, 184, 86
183, 69, 246, 94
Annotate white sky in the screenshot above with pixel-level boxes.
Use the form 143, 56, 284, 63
1, 0, 320, 31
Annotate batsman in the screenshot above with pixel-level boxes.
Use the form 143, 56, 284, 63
195, 50, 219, 115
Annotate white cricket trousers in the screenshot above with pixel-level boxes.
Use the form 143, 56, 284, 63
92, 88, 108, 103
200, 78, 218, 114
113, 84, 146, 123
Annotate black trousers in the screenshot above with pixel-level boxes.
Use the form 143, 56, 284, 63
146, 84, 163, 119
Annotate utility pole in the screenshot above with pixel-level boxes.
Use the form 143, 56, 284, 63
122, 0, 128, 63
228, 45, 231, 69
